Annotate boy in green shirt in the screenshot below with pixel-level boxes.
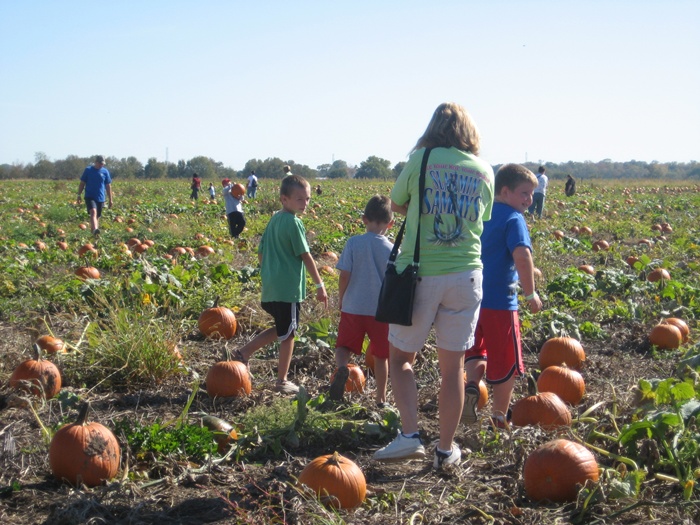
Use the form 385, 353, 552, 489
234, 175, 327, 394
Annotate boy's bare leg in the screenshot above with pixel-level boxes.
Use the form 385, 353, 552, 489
277, 334, 295, 383
334, 346, 353, 368
374, 357, 389, 405
491, 376, 516, 421
237, 328, 277, 362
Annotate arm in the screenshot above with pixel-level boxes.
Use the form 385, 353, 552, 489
513, 246, 542, 313
338, 269, 351, 311
76, 181, 85, 202
301, 252, 328, 307
391, 200, 408, 216
105, 183, 113, 208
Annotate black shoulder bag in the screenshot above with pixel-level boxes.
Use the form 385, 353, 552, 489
375, 147, 432, 326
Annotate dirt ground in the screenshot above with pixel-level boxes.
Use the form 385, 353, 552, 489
1, 318, 697, 525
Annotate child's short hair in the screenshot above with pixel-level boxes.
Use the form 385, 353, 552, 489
538, 166, 546, 174
495, 164, 538, 194
364, 195, 393, 224
280, 174, 309, 197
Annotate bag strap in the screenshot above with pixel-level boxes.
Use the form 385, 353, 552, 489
387, 147, 432, 266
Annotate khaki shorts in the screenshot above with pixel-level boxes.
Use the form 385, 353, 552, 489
389, 269, 483, 353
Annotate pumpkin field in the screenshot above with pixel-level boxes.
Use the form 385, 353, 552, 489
1, 177, 700, 524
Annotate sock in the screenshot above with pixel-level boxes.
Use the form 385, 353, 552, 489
436, 447, 453, 457
401, 431, 420, 439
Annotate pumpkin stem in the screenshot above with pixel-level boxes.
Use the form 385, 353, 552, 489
526, 374, 539, 396
213, 295, 220, 308
32, 343, 43, 361
328, 451, 341, 465
76, 402, 91, 426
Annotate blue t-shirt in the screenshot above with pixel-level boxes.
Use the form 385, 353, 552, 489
80, 165, 112, 202
336, 232, 393, 316
481, 202, 532, 310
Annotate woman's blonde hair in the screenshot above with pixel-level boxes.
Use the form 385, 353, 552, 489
413, 102, 481, 155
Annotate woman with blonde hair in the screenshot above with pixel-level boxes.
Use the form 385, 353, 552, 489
372, 102, 494, 469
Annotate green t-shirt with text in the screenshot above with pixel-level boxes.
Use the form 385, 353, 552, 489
391, 147, 494, 277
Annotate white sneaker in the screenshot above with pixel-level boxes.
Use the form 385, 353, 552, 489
373, 432, 425, 462
433, 443, 462, 468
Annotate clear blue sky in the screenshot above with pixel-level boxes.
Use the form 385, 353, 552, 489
1, 1, 698, 170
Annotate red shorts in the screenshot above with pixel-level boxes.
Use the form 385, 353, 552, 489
464, 308, 525, 383
336, 312, 389, 359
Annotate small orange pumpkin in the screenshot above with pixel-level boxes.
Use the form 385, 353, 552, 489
511, 375, 572, 430
578, 264, 595, 275
649, 323, 682, 349
9, 344, 62, 398
662, 318, 690, 343
49, 403, 120, 487
331, 363, 366, 393
647, 268, 670, 282
198, 298, 237, 339
539, 337, 586, 370
536, 365, 585, 405
524, 439, 599, 502
35, 335, 66, 354
206, 360, 252, 398
298, 451, 366, 509
463, 374, 489, 410
75, 266, 100, 280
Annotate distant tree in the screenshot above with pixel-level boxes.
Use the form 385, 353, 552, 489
186, 156, 219, 180
355, 156, 392, 179
327, 160, 349, 179
54, 155, 87, 180
144, 158, 167, 179
316, 163, 331, 178
238, 158, 316, 180
0, 163, 27, 180
393, 161, 407, 179
29, 159, 54, 179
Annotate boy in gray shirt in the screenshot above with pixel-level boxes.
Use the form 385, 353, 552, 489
329, 195, 394, 406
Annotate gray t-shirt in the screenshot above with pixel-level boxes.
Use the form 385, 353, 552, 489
336, 232, 393, 316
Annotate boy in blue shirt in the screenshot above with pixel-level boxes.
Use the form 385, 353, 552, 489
463, 164, 543, 428
329, 195, 394, 406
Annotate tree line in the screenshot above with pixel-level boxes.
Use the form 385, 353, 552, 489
1, 152, 698, 181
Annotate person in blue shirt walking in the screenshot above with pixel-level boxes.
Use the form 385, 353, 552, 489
76, 155, 112, 237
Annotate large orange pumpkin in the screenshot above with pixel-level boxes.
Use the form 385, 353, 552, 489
49, 403, 120, 487
649, 323, 682, 349
9, 345, 62, 398
539, 337, 586, 370
511, 376, 571, 430
206, 360, 252, 398
198, 299, 237, 339
298, 451, 366, 509
662, 318, 690, 343
524, 439, 599, 502
536, 365, 585, 405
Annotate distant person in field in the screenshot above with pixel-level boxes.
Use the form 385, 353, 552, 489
247, 170, 259, 198
232, 175, 328, 395
208, 182, 216, 200
283, 165, 292, 177
464, 164, 543, 430
315, 184, 322, 196
190, 173, 202, 200
76, 155, 112, 237
565, 174, 576, 197
329, 195, 394, 407
527, 166, 548, 218
222, 179, 246, 238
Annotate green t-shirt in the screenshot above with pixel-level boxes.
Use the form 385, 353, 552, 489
390, 147, 494, 277
258, 210, 310, 302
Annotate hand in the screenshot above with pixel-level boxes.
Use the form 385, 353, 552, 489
316, 286, 328, 308
528, 295, 543, 314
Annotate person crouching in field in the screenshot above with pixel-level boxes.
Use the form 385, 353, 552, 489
222, 179, 246, 238
232, 175, 328, 394
329, 195, 394, 408
463, 164, 543, 429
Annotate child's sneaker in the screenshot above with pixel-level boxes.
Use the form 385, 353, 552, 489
433, 443, 462, 469
329, 365, 349, 401
373, 432, 425, 462
461, 383, 480, 425
274, 380, 299, 395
